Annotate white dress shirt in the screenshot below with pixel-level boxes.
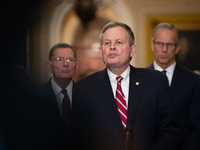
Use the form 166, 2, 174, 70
51, 78, 73, 115
107, 66, 130, 107
153, 61, 176, 86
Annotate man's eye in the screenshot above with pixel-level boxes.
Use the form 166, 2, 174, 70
105, 42, 110, 45
57, 58, 63, 61
157, 42, 163, 46
167, 43, 174, 47
67, 58, 74, 62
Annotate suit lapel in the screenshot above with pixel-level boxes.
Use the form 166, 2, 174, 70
170, 64, 183, 95
96, 69, 124, 133
43, 79, 61, 117
127, 66, 144, 127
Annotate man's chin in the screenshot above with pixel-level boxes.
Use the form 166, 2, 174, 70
60, 76, 71, 80
159, 59, 169, 64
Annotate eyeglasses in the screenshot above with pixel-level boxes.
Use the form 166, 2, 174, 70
51, 57, 75, 63
153, 41, 176, 49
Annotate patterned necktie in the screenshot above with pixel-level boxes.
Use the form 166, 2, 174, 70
61, 89, 70, 127
115, 76, 127, 129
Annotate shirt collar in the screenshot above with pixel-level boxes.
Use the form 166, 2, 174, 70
51, 78, 73, 97
153, 61, 176, 74
66, 80, 73, 97
107, 66, 130, 82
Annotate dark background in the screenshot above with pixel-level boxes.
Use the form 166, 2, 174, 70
1, 0, 45, 71
176, 31, 200, 71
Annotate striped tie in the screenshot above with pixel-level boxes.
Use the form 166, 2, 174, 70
115, 76, 127, 129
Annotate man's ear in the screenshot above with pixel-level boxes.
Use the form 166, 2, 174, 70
130, 45, 136, 57
99, 47, 103, 59
47, 61, 52, 73
175, 45, 181, 54
75, 61, 79, 74
151, 41, 155, 52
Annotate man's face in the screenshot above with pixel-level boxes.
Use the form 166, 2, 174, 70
99, 26, 136, 70
151, 29, 180, 68
47, 47, 77, 81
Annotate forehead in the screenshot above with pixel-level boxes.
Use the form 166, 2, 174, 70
103, 26, 127, 40
53, 47, 74, 56
155, 29, 177, 41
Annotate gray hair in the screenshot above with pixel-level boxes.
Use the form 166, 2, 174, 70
99, 22, 135, 47
48, 43, 77, 61
151, 22, 180, 45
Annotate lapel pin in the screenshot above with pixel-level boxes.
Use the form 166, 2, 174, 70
136, 82, 139, 85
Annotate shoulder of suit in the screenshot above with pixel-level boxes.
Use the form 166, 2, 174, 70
175, 64, 200, 83
176, 64, 200, 76
76, 70, 102, 83
130, 67, 164, 81
133, 67, 162, 75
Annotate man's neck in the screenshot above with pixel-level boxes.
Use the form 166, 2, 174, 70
108, 64, 130, 76
53, 77, 71, 89
155, 61, 175, 70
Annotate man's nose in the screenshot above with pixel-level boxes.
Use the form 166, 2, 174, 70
63, 59, 69, 65
110, 42, 116, 50
162, 44, 167, 52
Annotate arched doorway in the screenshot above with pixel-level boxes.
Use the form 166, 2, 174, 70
30, 0, 135, 83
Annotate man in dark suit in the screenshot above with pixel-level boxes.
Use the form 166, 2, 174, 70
42, 43, 78, 149
44, 43, 78, 118
147, 22, 200, 150
72, 22, 181, 150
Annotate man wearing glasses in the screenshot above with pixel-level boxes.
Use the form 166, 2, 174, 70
148, 23, 200, 150
42, 43, 78, 149
46, 43, 78, 112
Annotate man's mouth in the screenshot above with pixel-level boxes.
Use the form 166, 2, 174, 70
109, 53, 117, 58
62, 70, 70, 73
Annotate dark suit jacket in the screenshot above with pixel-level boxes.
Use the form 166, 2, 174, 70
72, 65, 181, 150
39, 78, 75, 150
147, 63, 200, 150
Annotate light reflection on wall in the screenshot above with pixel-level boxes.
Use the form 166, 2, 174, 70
61, 5, 120, 81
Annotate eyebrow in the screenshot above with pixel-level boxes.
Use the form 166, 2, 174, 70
104, 39, 122, 41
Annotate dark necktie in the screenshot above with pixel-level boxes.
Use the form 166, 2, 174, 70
115, 76, 127, 130
162, 70, 167, 74
61, 89, 70, 127
162, 70, 169, 84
